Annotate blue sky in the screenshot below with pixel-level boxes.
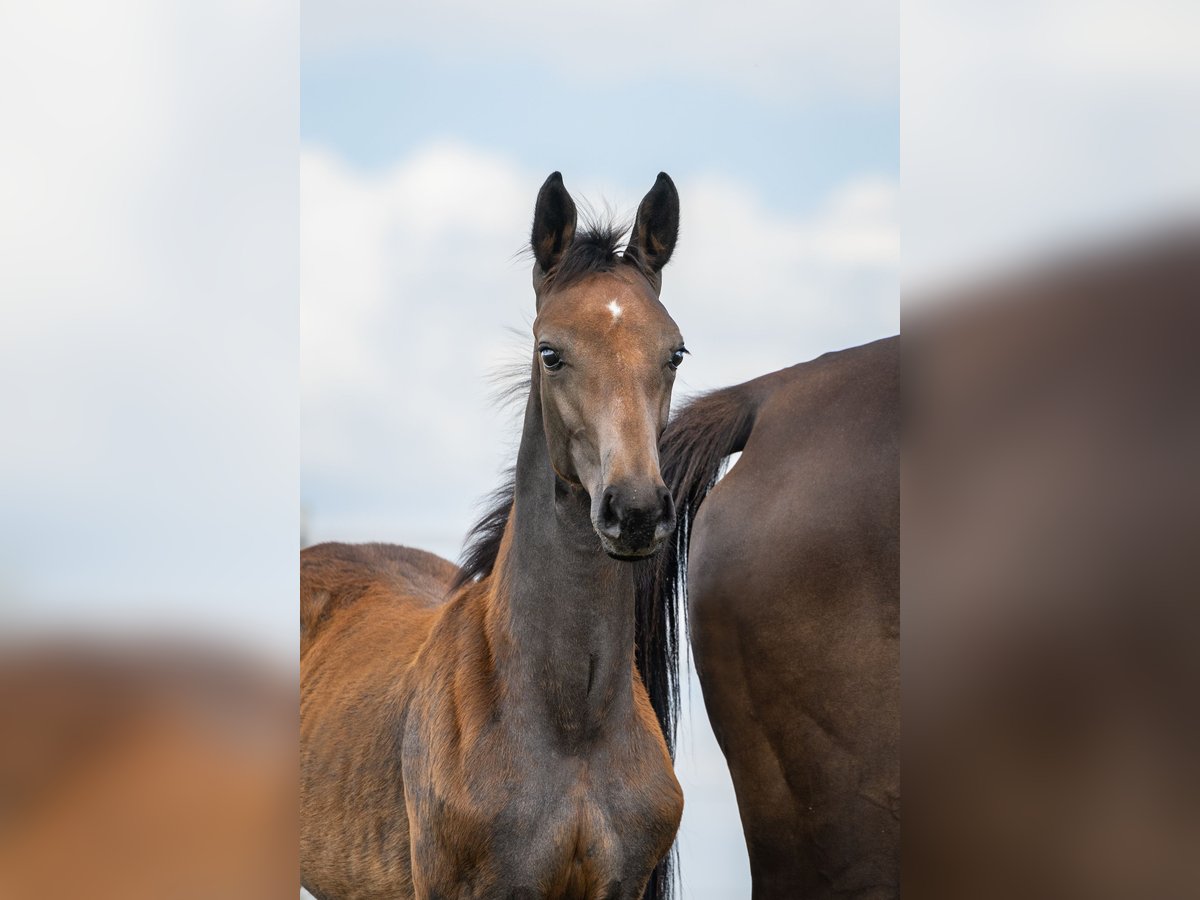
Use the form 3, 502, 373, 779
301, 47, 898, 215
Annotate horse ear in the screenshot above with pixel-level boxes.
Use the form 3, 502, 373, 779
626, 172, 679, 276
531, 172, 577, 274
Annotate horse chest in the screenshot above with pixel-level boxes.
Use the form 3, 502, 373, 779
406, 724, 679, 899
497, 771, 624, 896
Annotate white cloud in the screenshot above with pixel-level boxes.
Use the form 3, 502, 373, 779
300, 0, 897, 102
671, 172, 898, 389
301, 142, 898, 548
301, 142, 537, 548
903, 0, 1200, 291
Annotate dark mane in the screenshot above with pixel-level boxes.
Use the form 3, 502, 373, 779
541, 211, 636, 290
450, 471, 515, 593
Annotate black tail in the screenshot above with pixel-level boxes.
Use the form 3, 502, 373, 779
635, 379, 762, 900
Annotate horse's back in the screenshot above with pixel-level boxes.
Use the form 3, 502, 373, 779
301, 542, 457, 656
688, 337, 899, 898
300, 542, 457, 899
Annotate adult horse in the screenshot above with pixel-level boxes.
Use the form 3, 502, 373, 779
641, 336, 900, 898
301, 173, 687, 899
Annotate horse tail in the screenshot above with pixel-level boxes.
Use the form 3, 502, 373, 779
635, 378, 764, 900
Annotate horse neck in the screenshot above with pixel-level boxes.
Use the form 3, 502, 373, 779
486, 371, 636, 745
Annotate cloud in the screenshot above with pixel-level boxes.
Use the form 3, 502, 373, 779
668, 172, 898, 390
301, 142, 898, 550
903, 0, 1200, 290
301, 143, 537, 553
300, 0, 897, 102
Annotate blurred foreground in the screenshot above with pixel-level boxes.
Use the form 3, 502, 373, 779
904, 225, 1200, 899
0, 644, 295, 899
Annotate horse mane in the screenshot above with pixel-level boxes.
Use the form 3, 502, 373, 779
450, 471, 516, 593
539, 208, 640, 290
635, 380, 762, 750
631, 384, 762, 900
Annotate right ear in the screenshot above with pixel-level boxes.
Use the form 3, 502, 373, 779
625, 172, 679, 277
531, 172, 577, 274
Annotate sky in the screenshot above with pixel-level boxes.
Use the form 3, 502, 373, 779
299, 2, 899, 896
903, 0, 1200, 289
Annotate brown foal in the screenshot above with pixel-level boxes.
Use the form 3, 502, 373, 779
301, 173, 687, 900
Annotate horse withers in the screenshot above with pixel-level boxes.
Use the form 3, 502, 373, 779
301, 173, 688, 899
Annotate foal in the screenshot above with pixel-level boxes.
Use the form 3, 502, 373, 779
301, 173, 686, 900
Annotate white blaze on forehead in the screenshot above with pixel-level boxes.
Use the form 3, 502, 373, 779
606, 299, 623, 320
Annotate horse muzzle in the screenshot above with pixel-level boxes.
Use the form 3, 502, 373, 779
592, 481, 676, 559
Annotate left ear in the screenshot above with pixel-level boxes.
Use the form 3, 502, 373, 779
625, 172, 679, 281
531, 171, 578, 274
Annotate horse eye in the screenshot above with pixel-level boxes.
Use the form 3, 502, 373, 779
539, 347, 564, 370
669, 348, 688, 370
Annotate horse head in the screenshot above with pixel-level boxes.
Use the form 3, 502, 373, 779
528, 172, 685, 560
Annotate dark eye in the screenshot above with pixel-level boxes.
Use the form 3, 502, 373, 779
539, 347, 564, 371
669, 348, 688, 370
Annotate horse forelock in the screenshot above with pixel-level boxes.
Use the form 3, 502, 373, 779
529, 208, 657, 293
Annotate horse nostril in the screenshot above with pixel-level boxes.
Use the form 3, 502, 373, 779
600, 487, 621, 532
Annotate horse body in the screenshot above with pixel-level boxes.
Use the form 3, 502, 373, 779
651, 336, 899, 898
301, 173, 687, 900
